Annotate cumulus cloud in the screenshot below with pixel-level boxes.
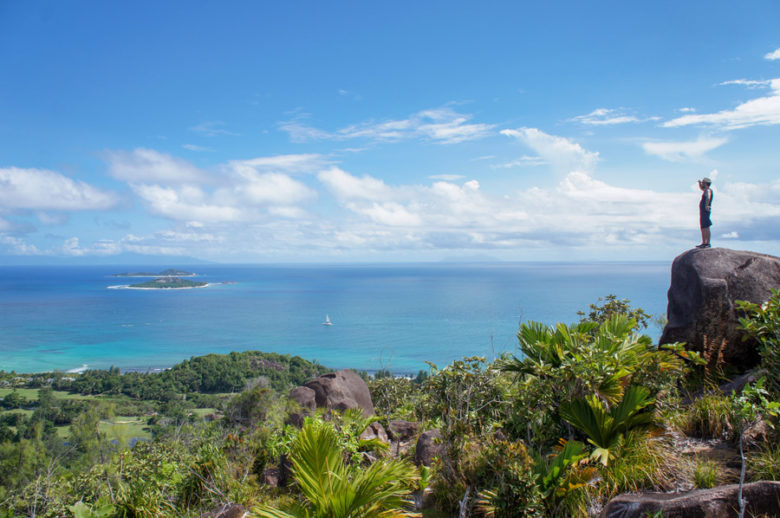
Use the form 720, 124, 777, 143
107, 151, 320, 224
280, 107, 494, 144
106, 148, 209, 183
663, 78, 780, 129
501, 128, 599, 173
131, 183, 243, 223
766, 48, 780, 61
230, 172, 316, 206
0, 235, 41, 255
0, 167, 117, 211
642, 136, 729, 161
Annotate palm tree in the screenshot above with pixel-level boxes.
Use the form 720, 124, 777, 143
501, 315, 653, 404
253, 419, 420, 518
558, 385, 655, 466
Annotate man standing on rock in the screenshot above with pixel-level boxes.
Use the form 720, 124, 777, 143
697, 177, 713, 249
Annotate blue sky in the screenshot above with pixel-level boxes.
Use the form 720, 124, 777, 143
1, 1, 779, 262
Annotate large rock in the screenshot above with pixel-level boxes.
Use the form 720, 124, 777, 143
601, 481, 780, 517
304, 369, 375, 416
200, 504, 247, 518
660, 248, 780, 369
415, 429, 442, 466
287, 386, 317, 426
359, 421, 389, 443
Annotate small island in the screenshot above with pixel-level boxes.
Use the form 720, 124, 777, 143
128, 276, 207, 289
112, 268, 196, 278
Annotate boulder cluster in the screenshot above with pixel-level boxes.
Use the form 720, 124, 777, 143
286, 369, 442, 469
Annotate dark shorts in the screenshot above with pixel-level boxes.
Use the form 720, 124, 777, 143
700, 211, 712, 228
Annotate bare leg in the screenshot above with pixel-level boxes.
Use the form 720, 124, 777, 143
703, 227, 711, 245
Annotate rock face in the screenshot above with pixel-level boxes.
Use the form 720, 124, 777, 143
601, 481, 780, 518
304, 369, 375, 416
200, 504, 247, 518
359, 421, 389, 443
660, 248, 780, 369
415, 429, 442, 466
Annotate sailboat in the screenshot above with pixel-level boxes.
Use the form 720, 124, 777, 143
322, 314, 333, 326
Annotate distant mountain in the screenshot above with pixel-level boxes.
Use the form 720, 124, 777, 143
0, 253, 212, 266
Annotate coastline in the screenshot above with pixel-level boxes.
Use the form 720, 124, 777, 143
107, 283, 211, 290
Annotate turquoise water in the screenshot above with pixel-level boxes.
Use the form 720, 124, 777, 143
0, 263, 670, 374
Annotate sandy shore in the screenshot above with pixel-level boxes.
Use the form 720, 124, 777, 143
107, 283, 211, 290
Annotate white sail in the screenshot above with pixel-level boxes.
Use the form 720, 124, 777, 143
323, 314, 333, 326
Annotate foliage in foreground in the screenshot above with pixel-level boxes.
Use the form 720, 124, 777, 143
252, 418, 419, 518
4, 293, 780, 517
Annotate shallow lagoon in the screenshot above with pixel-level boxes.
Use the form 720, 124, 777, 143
0, 263, 670, 373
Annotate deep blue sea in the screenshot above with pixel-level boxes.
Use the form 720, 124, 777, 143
0, 263, 671, 374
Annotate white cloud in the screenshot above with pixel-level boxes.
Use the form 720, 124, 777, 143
570, 108, 644, 125
642, 136, 729, 161
182, 144, 214, 152
225, 154, 327, 175
231, 172, 317, 206
719, 79, 772, 89
318, 167, 394, 201
501, 128, 599, 173
721, 231, 739, 239
189, 121, 238, 137
491, 156, 547, 168
280, 107, 494, 144
107, 151, 322, 223
0, 167, 117, 211
106, 148, 208, 183
0, 234, 41, 255
663, 78, 780, 129
428, 174, 465, 181
678, 107, 696, 113
765, 48, 780, 60
131, 183, 243, 223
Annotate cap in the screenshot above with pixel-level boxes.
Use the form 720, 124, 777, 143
701, 177, 712, 184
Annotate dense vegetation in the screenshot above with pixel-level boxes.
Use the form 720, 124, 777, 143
128, 277, 206, 289
2, 294, 780, 517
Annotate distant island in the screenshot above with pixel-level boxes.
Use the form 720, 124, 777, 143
112, 268, 196, 277
128, 276, 207, 289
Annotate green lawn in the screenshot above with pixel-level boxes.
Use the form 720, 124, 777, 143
0, 388, 42, 400
98, 416, 151, 442
0, 388, 97, 401
191, 407, 218, 418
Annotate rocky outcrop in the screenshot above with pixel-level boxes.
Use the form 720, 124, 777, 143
286, 370, 374, 426
200, 504, 247, 518
601, 481, 780, 517
359, 421, 389, 443
660, 248, 780, 370
304, 369, 375, 416
287, 386, 317, 426
415, 429, 442, 466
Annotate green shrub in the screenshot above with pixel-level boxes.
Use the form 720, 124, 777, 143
681, 394, 733, 440
594, 430, 678, 502
738, 290, 780, 395
473, 439, 544, 517
748, 443, 780, 481
693, 459, 719, 488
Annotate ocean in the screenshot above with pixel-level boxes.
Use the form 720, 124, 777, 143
0, 263, 671, 374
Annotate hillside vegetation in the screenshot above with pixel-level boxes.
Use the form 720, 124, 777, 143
1, 294, 780, 517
